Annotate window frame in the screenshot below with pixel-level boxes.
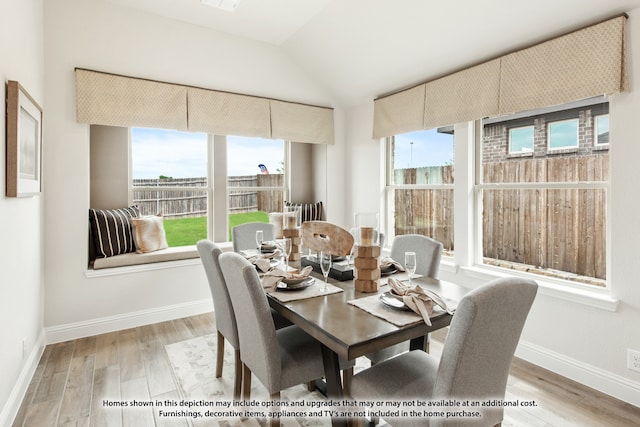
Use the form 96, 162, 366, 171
383, 130, 455, 253
508, 125, 535, 155
547, 118, 579, 152
594, 113, 610, 147
477, 103, 610, 289
128, 130, 291, 244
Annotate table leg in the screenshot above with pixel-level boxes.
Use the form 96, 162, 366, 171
409, 335, 427, 351
320, 345, 347, 427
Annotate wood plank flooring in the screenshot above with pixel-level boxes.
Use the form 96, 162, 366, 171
11, 313, 640, 426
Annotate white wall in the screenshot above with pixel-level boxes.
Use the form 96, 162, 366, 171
0, 0, 45, 423
42, 0, 343, 334
343, 8, 640, 407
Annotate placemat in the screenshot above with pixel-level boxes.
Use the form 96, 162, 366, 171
268, 279, 343, 302
348, 293, 423, 327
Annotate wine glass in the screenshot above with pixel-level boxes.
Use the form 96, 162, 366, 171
348, 244, 356, 267
255, 230, 263, 252
319, 251, 332, 292
405, 251, 417, 286
282, 238, 292, 274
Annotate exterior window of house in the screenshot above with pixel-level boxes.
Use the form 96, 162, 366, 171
479, 101, 609, 287
595, 114, 610, 146
547, 118, 579, 151
509, 126, 534, 154
227, 136, 287, 240
130, 128, 210, 247
385, 128, 454, 253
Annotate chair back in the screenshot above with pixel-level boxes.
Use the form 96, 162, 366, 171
433, 277, 538, 426
218, 252, 282, 390
389, 234, 443, 278
196, 240, 238, 348
232, 222, 275, 252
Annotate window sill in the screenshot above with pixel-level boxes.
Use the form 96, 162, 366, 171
459, 265, 618, 312
507, 151, 534, 159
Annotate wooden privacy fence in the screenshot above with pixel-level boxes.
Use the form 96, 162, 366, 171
133, 177, 207, 218
133, 174, 284, 218
394, 166, 454, 249
394, 155, 607, 279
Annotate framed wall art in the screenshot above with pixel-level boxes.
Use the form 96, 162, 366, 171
6, 80, 42, 197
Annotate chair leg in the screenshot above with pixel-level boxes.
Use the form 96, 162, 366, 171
215, 330, 225, 378
233, 348, 242, 401
306, 380, 317, 391
425, 332, 431, 353
270, 392, 281, 427
242, 363, 252, 400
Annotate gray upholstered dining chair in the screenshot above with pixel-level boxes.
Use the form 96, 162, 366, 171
349, 277, 538, 427
218, 251, 342, 427
232, 221, 275, 252
196, 240, 291, 400
389, 234, 443, 278
366, 234, 444, 365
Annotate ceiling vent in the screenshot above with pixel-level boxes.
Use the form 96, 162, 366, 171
201, 0, 241, 12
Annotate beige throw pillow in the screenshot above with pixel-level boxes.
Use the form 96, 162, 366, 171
132, 215, 168, 253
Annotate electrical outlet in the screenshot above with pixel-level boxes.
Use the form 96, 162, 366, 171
628, 349, 640, 372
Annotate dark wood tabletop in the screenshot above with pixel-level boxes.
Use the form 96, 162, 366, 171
268, 270, 468, 360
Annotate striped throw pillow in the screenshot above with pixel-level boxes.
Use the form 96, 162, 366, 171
284, 201, 323, 223
89, 206, 140, 258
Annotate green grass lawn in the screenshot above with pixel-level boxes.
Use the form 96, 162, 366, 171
163, 211, 269, 246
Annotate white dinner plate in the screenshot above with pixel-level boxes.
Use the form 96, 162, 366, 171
277, 277, 315, 291
379, 291, 411, 310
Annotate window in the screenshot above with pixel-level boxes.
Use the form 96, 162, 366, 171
595, 114, 610, 146
508, 126, 534, 154
385, 128, 454, 253
129, 130, 290, 245
130, 128, 210, 247
547, 118, 578, 151
227, 136, 287, 239
479, 101, 609, 287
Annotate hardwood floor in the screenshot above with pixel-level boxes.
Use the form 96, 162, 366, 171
11, 313, 640, 426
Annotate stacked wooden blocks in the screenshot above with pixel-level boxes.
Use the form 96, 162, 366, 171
354, 245, 381, 293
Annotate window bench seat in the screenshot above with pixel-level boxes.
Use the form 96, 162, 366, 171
92, 246, 200, 270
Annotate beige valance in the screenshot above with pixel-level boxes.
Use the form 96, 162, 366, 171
270, 100, 335, 144
187, 87, 271, 138
499, 16, 626, 115
373, 85, 425, 140
373, 15, 627, 138
76, 69, 188, 130
423, 59, 501, 130
75, 69, 334, 144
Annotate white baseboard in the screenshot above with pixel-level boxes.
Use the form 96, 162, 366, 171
0, 331, 45, 427
516, 339, 640, 408
45, 298, 214, 344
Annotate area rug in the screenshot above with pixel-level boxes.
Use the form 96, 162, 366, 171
165, 333, 378, 427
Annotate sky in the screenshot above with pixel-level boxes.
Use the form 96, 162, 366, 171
131, 127, 453, 179
393, 128, 454, 169
131, 128, 284, 178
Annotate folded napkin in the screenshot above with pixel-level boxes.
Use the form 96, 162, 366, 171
262, 266, 313, 292
246, 249, 281, 273
380, 257, 405, 272
387, 277, 451, 326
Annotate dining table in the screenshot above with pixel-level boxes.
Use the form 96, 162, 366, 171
265, 255, 469, 427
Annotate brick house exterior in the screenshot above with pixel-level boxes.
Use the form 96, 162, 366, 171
482, 100, 609, 163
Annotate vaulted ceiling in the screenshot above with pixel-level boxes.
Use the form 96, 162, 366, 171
103, 0, 640, 106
